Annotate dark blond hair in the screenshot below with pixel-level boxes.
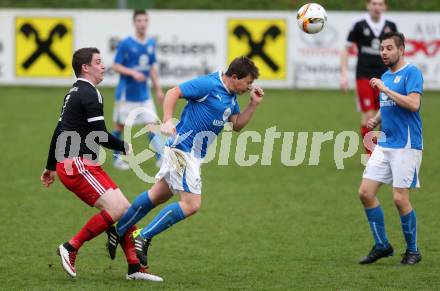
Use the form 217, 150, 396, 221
133, 9, 148, 21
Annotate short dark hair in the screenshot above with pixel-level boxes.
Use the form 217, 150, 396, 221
381, 32, 405, 48
133, 9, 148, 21
225, 56, 259, 80
367, 0, 386, 3
72, 47, 100, 77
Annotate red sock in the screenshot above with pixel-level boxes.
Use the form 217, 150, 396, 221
69, 210, 114, 250
121, 225, 140, 265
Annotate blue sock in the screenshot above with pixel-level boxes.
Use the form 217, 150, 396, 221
140, 202, 185, 239
400, 210, 418, 252
116, 191, 155, 236
148, 132, 164, 160
365, 206, 389, 249
112, 129, 122, 159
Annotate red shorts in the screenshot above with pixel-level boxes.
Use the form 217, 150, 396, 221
356, 78, 380, 112
56, 157, 118, 206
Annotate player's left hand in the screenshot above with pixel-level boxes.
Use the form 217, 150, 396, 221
367, 117, 379, 129
249, 86, 264, 105
41, 169, 56, 187
369, 78, 386, 92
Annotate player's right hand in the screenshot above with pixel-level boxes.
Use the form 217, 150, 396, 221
161, 119, 176, 136
250, 86, 264, 105
340, 75, 349, 91
366, 118, 378, 129
41, 169, 56, 187
131, 71, 146, 82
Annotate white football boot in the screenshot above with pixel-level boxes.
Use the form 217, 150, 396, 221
126, 267, 163, 282
57, 244, 77, 278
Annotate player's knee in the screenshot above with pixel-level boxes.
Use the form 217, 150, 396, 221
110, 201, 130, 220
120, 200, 130, 213
188, 203, 201, 216
114, 208, 126, 220
358, 187, 374, 203
182, 199, 201, 216
108, 208, 123, 221
392, 193, 408, 207
192, 199, 202, 213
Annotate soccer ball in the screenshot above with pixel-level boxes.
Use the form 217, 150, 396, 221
297, 3, 328, 34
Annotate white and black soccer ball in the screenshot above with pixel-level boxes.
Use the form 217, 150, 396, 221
297, 3, 328, 34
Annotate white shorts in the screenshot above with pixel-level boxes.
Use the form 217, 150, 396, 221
155, 147, 202, 194
113, 99, 158, 125
363, 145, 422, 188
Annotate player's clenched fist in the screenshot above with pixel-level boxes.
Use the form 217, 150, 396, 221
369, 78, 386, 92
249, 86, 264, 105
41, 169, 56, 187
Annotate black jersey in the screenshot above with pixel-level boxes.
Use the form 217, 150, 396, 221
347, 15, 397, 79
45, 79, 127, 170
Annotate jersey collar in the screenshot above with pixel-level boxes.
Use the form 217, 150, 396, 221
389, 62, 409, 74
365, 13, 386, 38
131, 35, 149, 45
77, 77, 96, 88
218, 71, 231, 94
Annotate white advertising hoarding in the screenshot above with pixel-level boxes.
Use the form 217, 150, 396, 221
0, 9, 292, 88
76, 10, 229, 87
292, 12, 440, 90
0, 9, 439, 89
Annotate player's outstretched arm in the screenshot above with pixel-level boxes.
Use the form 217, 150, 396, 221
161, 86, 181, 136
229, 86, 264, 132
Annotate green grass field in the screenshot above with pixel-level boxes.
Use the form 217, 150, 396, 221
1, 86, 440, 290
